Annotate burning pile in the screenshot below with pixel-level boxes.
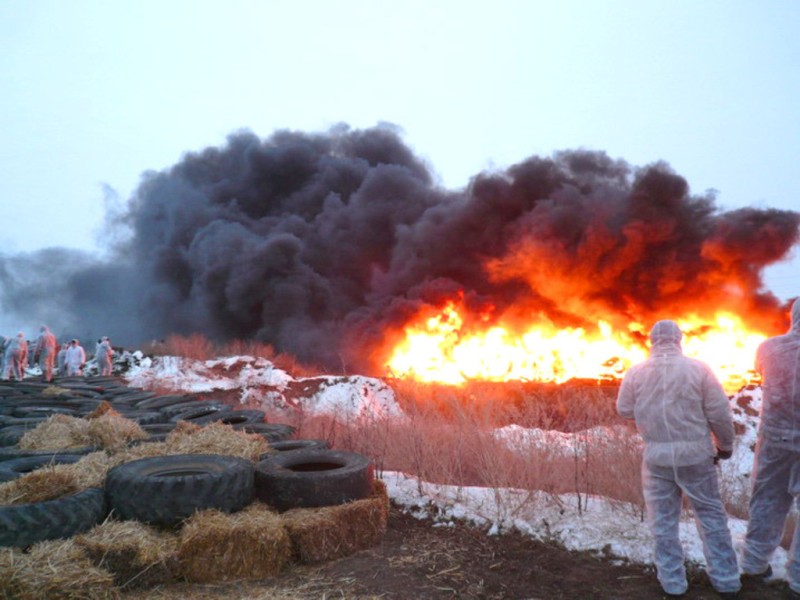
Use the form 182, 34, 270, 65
4, 126, 797, 389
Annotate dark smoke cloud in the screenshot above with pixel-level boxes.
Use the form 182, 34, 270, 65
1, 125, 798, 372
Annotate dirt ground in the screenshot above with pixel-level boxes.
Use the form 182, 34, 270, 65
123, 504, 790, 600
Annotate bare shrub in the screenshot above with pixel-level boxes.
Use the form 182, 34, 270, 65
219, 339, 277, 360
161, 334, 216, 360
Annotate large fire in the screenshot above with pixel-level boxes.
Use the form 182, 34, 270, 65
385, 300, 765, 393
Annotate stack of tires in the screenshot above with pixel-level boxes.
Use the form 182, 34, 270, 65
1, 378, 375, 547
103, 446, 374, 526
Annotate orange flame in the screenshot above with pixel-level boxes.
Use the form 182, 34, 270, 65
385, 300, 764, 393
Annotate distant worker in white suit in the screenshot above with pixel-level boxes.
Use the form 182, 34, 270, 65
57, 342, 68, 376
96, 336, 114, 376
741, 299, 800, 598
34, 325, 58, 383
616, 320, 740, 599
64, 338, 86, 377
2, 332, 28, 381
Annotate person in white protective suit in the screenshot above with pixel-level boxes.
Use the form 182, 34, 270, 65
57, 342, 69, 376
96, 336, 114, 376
2, 333, 28, 381
34, 325, 58, 383
617, 320, 740, 599
741, 299, 800, 597
64, 339, 86, 377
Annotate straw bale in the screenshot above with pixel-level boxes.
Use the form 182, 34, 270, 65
280, 479, 389, 564
0, 468, 79, 505
75, 520, 180, 590
18, 414, 92, 450
87, 412, 148, 451
165, 421, 269, 462
58, 451, 116, 490
85, 401, 117, 419
40, 385, 70, 396
0, 538, 118, 599
108, 442, 170, 466
177, 502, 291, 582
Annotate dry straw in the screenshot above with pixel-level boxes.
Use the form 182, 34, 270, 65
0, 467, 79, 505
40, 385, 70, 396
163, 420, 269, 461
0, 539, 118, 599
75, 520, 180, 590
280, 478, 389, 564
86, 402, 149, 450
17, 407, 148, 452
18, 414, 92, 450
177, 502, 292, 582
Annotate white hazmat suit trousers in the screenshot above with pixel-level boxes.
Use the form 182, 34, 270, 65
741, 433, 800, 590
643, 460, 740, 595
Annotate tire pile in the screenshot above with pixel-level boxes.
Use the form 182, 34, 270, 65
0, 377, 377, 549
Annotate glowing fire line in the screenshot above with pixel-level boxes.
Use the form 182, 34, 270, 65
386, 302, 764, 393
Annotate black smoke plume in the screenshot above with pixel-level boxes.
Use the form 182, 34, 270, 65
1, 125, 798, 373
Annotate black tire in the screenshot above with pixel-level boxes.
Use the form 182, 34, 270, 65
0, 426, 36, 448
160, 400, 225, 420
123, 411, 166, 425
134, 394, 196, 411
0, 454, 85, 482
191, 409, 265, 427
233, 422, 296, 442
105, 454, 255, 526
0, 446, 97, 462
13, 406, 80, 419
140, 423, 177, 434
268, 439, 331, 453
254, 449, 373, 511
168, 405, 231, 424
0, 487, 107, 547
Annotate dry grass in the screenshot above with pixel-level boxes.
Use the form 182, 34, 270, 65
177, 503, 292, 582
137, 333, 323, 377
0, 539, 118, 599
293, 382, 647, 516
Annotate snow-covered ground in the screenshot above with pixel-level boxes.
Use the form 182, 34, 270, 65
118, 353, 787, 582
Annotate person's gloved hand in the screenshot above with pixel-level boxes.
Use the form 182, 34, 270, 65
713, 448, 733, 464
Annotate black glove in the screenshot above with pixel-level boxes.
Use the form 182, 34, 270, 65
713, 448, 733, 464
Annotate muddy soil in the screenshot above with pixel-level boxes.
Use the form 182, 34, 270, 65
123, 504, 789, 600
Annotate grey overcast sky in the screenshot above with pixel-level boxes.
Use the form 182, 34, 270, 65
1, 0, 797, 299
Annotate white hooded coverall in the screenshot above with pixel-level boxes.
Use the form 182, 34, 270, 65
617, 320, 740, 596
35, 326, 57, 382
64, 342, 86, 377
96, 338, 113, 376
2, 333, 27, 381
742, 299, 800, 590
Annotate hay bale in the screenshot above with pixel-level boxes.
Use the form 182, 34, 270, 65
58, 451, 116, 490
0, 539, 118, 599
280, 479, 389, 564
87, 412, 148, 451
18, 409, 147, 453
75, 521, 180, 590
109, 442, 171, 466
85, 401, 117, 419
18, 414, 92, 450
40, 385, 70, 397
177, 503, 291, 582
165, 421, 269, 462
0, 468, 79, 505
